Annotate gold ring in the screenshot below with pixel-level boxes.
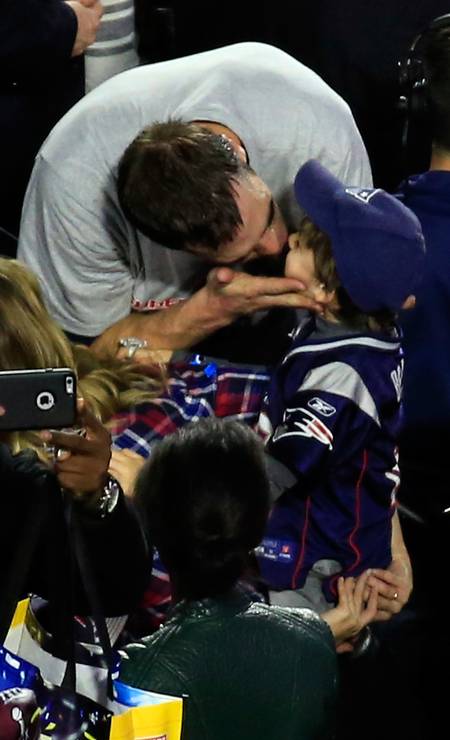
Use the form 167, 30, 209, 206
393, 591, 398, 600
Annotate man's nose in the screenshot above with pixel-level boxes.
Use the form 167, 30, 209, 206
257, 224, 288, 256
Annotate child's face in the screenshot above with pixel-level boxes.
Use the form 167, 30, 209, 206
285, 232, 324, 297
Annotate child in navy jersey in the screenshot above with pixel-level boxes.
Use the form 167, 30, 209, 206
256, 160, 425, 612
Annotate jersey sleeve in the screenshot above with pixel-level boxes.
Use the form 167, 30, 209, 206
267, 361, 379, 482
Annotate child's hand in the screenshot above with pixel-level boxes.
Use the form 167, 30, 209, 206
109, 448, 146, 497
322, 571, 378, 650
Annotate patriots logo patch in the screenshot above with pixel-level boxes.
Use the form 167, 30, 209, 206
307, 397, 336, 417
345, 187, 381, 204
294, 409, 333, 449
273, 408, 333, 449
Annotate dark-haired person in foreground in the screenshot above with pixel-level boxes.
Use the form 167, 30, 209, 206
119, 419, 377, 740
18, 43, 371, 362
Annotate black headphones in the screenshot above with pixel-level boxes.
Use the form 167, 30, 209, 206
398, 13, 450, 150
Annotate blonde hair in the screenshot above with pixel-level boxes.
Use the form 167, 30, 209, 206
0, 259, 164, 458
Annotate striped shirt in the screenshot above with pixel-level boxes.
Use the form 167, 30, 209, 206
85, 0, 138, 91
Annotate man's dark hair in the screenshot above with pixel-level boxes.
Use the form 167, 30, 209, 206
423, 25, 450, 151
134, 418, 270, 600
117, 119, 250, 250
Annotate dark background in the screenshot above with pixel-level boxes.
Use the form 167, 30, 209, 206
135, 0, 450, 190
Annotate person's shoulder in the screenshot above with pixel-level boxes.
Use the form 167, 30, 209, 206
207, 41, 341, 94
246, 600, 334, 647
207, 42, 292, 63
120, 638, 153, 665
0, 445, 47, 485
0, 445, 56, 519
119, 631, 169, 674
119, 621, 192, 692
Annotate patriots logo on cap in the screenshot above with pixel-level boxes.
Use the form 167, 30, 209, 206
345, 187, 381, 204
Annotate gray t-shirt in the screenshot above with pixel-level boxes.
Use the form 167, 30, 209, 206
18, 42, 372, 337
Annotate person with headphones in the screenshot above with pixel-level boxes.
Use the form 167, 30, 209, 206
389, 22, 450, 737
395, 14, 450, 534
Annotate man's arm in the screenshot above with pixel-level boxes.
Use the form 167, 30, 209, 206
92, 266, 321, 357
0, 0, 102, 71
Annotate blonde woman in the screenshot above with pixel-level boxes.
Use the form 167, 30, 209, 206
0, 260, 152, 614
0, 258, 164, 460
0, 259, 269, 628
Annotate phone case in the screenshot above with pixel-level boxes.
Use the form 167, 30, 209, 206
0, 368, 77, 431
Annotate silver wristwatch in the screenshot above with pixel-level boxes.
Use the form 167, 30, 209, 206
96, 475, 121, 518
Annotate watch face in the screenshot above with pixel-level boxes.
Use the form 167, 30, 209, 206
99, 477, 121, 516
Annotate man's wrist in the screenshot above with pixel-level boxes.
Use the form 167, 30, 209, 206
78, 474, 122, 517
192, 284, 234, 333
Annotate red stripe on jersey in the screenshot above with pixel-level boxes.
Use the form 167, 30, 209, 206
309, 417, 333, 443
347, 449, 369, 572
291, 496, 312, 590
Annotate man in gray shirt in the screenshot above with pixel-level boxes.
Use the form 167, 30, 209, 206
18, 42, 372, 359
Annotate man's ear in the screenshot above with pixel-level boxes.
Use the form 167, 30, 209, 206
234, 142, 248, 163
401, 294, 416, 310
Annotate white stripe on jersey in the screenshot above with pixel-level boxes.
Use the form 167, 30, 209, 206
294, 361, 380, 426
284, 336, 400, 362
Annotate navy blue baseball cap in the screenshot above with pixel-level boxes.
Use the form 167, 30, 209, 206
294, 160, 426, 312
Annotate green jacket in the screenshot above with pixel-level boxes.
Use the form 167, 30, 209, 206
120, 588, 338, 739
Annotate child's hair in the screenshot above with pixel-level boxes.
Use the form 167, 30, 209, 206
134, 418, 271, 601
297, 217, 396, 332
0, 259, 164, 458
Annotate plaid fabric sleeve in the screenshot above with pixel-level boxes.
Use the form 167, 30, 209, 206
109, 359, 270, 631
110, 359, 270, 455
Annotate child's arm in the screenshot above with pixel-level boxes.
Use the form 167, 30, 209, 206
321, 571, 378, 652
267, 380, 375, 484
109, 448, 146, 497
366, 509, 413, 620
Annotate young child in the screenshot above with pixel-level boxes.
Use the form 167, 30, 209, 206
256, 159, 425, 613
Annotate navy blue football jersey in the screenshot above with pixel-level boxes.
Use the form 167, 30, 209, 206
256, 315, 401, 602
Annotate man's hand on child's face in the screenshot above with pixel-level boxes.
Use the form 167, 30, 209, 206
206, 267, 324, 316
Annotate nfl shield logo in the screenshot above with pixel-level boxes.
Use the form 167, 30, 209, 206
344, 187, 381, 204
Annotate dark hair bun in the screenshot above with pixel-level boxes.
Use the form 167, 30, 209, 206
136, 419, 271, 600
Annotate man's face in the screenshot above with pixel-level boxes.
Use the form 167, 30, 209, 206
188, 174, 288, 265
